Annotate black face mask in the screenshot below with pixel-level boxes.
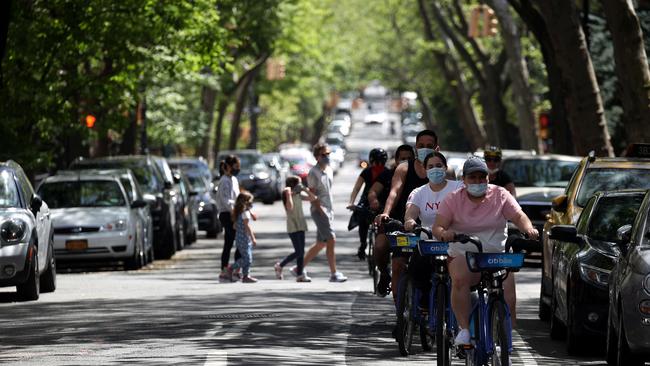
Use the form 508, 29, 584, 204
231, 168, 240, 176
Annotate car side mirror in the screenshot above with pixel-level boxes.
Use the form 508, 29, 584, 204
30, 195, 43, 215
549, 225, 579, 243
551, 195, 568, 213
172, 173, 181, 184
164, 181, 173, 190
616, 224, 632, 255
189, 190, 199, 197
131, 199, 148, 209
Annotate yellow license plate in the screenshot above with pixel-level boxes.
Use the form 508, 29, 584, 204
396, 236, 409, 247
65, 240, 88, 250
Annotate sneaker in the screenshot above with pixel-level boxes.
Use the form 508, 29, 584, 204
232, 268, 242, 281
454, 328, 471, 346
290, 266, 298, 277
296, 274, 312, 282
274, 262, 284, 280
242, 275, 258, 283
377, 271, 391, 297
220, 266, 233, 282
329, 271, 348, 282
357, 247, 366, 261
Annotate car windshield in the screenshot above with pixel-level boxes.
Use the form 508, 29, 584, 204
0, 169, 20, 208
39, 180, 126, 208
501, 158, 578, 188
588, 194, 644, 243
186, 174, 208, 192
78, 161, 161, 193
576, 168, 650, 207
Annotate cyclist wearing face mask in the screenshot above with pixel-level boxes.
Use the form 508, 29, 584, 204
484, 146, 516, 197
432, 157, 538, 346
404, 152, 463, 233
374, 130, 438, 297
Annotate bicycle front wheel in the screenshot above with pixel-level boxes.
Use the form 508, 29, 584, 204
490, 299, 510, 366
436, 281, 451, 366
396, 275, 415, 356
367, 227, 375, 276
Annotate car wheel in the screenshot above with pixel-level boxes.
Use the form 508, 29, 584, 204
17, 245, 39, 301
155, 220, 176, 260
606, 307, 618, 365
206, 214, 219, 238
616, 307, 644, 366
565, 286, 585, 354
538, 282, 551, 321
176, 222, 185, 251
40, 237, 56, 293
125, 237, 144, 270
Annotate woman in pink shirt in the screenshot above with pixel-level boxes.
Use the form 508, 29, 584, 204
432, 157, 538, 346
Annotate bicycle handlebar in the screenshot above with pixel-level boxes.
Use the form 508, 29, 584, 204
382, 218, 432, 239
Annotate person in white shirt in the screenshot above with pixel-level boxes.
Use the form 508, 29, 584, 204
404, 152, 463, 233
217, 155, 241, 281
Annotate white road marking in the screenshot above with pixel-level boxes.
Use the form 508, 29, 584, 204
512, 329, 538, 366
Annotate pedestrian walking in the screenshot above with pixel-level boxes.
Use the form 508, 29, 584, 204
217, 155, 242, 281
302, 143, 348, 282
226, 192, 258, 283
274, 176, 317, 282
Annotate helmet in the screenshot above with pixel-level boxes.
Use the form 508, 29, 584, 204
483, 146, 502, 159
369, 148, 388, 164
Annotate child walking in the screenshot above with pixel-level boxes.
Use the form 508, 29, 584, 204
274, 176, 316, 282
227, 192, 258, 283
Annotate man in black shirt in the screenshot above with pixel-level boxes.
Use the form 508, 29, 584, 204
484, 146, 516, 197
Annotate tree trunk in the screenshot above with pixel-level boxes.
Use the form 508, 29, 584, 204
417, 0, 486, 150
482, 63, 511, 147
212, 98, 229, 165
119, 112, 137, 155
247, 76, 260, 150
534, 0, 614, 156
602, 0, 650, 145
311, 102, 330, 146
0, 0, 10, 84
509, 0, 574, 154
198, 83, 217, 165
488, 0, 542, 152
227, 57, 268, 151
416, 90, 436, 130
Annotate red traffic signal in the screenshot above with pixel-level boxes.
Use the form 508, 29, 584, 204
85, 114, 96, 128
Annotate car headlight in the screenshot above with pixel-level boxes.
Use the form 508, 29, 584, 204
579, 263, 610, 287
644, 274, 650, 294
101, 219, 127, 232
1, 218, 27, 244
256, 171, 270, 180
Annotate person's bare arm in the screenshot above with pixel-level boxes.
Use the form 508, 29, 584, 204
404, 203, 420, 232
348, 176, 365, 208
283, 188, 293, 211
244, 217, 257, 246
374, 164, 407, 224
432, 214, 454, 241
511, 210, 539, 240
367, 181, 384, 210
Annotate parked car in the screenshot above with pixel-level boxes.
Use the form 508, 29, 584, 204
58, 169, 154, 264
607, 188, 650, 365
501, 154, 581, 262
173, 169, 198, 245
539, 145, 650, 321
547, 190, 645, 353
185, 171, 221, 238
217, 150, 276, 204
38, 171, 150, 270
70, 155, 179, 259
328, 119, 351, 137
0, 161, 55, 300
329, 145, 346, 172
279, 147, 317, 185
364, 111, 388, 125
168, 157, 212, 183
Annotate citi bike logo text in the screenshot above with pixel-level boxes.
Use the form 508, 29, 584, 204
486, 257, 512, 265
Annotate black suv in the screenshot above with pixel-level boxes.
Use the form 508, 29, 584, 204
70, 156, 178, 259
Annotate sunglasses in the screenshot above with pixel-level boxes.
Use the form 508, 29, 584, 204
485, 157, 501, 163
321, 152, 331, 157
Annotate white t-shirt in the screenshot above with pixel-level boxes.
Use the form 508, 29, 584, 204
407, 180, 464, 233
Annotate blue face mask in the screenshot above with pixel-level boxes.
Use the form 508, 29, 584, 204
320, 156, 330, 165
417, 148, 434, 163
467, 183, 488, 197
427, 167, 446, 184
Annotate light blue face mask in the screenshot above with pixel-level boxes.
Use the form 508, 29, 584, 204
467, 183, 488, 197
417, 148, 434, 162
427, 167, 446, 184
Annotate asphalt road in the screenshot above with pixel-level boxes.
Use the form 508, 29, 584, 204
0, 116, 613, 365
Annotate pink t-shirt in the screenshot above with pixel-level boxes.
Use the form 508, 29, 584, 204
437, 184, 522, 256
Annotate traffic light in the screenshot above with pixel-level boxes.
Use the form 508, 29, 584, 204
538, 112, 550, 140
468, 5, 499, 38
85, 114, 96, 129
266, 58, 286, 80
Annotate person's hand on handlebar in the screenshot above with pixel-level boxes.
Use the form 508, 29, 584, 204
374, 212, 389, 226
404, 218, 417, 232
439, 229, 456, 242
346, 203, 356, 210
524, 227, 539, 240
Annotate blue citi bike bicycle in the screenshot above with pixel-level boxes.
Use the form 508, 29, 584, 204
385, 219, 457, 364
453, 234, 536, 366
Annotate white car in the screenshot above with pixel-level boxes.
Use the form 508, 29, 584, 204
328, 119, 351, 137
37, 172, 149, 270
364, 112, 388, 125
0, 161, 55, 301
